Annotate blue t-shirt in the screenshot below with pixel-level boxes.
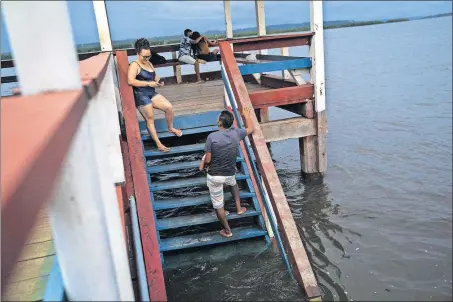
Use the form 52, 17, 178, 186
204, 128, 247, 176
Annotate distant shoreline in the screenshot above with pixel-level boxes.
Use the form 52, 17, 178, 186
1, 12, 451, 60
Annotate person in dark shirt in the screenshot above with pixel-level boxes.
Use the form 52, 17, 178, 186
190, 31, 219, 62
199, 107, 255, 237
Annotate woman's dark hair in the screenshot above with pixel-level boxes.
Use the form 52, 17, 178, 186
191, 31, 201, 40
218, 111, 234, 128
190, 31, 202, 56
134, 38, 150, 54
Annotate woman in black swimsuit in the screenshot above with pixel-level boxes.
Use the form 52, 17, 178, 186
127, 38, 182, 152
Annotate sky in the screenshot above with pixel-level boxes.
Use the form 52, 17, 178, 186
1, 1, 452, 53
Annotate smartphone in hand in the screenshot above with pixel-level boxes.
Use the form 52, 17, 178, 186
158, 79, 165, 86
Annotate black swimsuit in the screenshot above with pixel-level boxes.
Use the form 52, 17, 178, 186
132, 61, 159, 107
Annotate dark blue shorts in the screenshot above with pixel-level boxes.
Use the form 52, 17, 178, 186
134, 91, 159, 107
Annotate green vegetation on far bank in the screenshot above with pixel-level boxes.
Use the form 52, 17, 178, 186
1, 12, 451, 60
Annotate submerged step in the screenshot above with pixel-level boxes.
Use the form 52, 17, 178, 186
148, 157, 243, 174
150, 174, 248, 192
160, 226, 267, 252
154, 191, 255, 210
144, 143, 205, 158
156, 209, 260, 230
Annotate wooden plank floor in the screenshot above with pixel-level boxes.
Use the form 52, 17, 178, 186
137, 79, 267, 121
2, 208, 55, 301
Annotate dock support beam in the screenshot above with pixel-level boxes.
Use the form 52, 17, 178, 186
301, 0, 327, 175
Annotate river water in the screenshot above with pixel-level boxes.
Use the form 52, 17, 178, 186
164, 16, 452, 301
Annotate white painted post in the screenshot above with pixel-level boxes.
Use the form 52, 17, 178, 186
224, 0, 233, 39
2, 1, 81, 95
84, 56, 134, 300
254, 0, 266, 82
104, 57, 126, 185
309, 1, 326, 112
223, 0, 233, 106
92, 0, 113, 51
3, 1, 133, 300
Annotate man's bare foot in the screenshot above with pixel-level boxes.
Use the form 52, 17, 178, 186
220, 229, 233, 238
169, 128, 182, 137
157, 144, 170, 152
237, 207, 247, 215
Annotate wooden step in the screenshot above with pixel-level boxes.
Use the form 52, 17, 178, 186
148, 157, 243, 174
154, 191, 255, 210
150, 174, 248, 192
144, 143, 205, 158
142, 125, 218, 141
160, 226, 267, 252
156, 209, 260, 231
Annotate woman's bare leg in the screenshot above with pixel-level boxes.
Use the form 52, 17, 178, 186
151, 94, 182, 137
138, 104, 170, 152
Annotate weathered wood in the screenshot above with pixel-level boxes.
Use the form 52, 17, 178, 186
310, 1, 327, 174
116, 51, 167, 301
219, 41, 321, 299
255, 0, 266, 36
1, 90, 87, 286
248, 84, 313, 109
230, 32, 312, 52
172, 52, 182, 84
224, 0, 233, 39
261, 117, 316, 142
300, 136, 317, 173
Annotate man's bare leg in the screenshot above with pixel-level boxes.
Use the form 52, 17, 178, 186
215, 208, 232, 237
229, 184, 247, 215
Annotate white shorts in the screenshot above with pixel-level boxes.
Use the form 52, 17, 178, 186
207, 174, 237, 209
178, 55, 196, 65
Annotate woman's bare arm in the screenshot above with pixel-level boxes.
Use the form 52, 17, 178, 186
127, 62, 159, 87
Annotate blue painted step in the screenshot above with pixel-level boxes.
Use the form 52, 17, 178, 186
142, 125, 218, 141
148, 157, 243, 174
144, 143, 205, 158
139, 111, 221, 134
156, 209, 260, 230
160, 226, 267, 252
154, 191, 255, 210
150, 174, 248, 192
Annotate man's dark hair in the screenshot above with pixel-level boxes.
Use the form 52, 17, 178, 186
184, 29, 192, 37
218, 111, 234, 129
134, 38, 150, 54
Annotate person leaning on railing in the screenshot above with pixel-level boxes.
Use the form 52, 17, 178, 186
127, 38, 182, 152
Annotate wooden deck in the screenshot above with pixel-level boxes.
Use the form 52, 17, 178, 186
138, 79, 267, 120
2, 209, 55, 301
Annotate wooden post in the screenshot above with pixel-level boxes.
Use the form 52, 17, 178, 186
223, 0, 233, 106
280, 47, 291, 80
92, 0, 113, 51
309, 0, 327, 173
172, 51, 182, 84
3, 1, 134, 299
224, 0, 233, 39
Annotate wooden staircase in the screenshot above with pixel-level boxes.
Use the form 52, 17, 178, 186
139, 111, 269, 259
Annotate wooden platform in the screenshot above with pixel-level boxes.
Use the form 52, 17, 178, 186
2, 208, 55, 301
137, 80, 267, 120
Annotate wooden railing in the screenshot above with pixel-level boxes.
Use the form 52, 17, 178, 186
1, 52, 133, 300
219, 37, 322, 300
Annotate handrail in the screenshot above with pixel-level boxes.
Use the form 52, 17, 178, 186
219, 41, 321, 300
221, 66, 292, 275
129, 196, 151, 302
